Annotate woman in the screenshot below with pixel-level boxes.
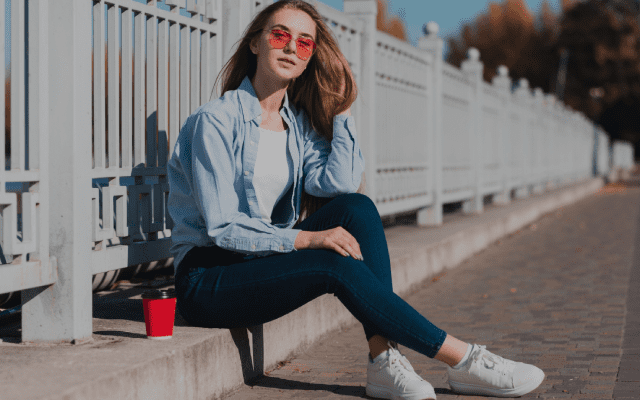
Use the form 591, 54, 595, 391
167, 1, 545, 399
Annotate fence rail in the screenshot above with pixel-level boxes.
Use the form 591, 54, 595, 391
0, 0, 635, 342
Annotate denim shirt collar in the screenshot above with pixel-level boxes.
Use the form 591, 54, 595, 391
238, 75, 293, 124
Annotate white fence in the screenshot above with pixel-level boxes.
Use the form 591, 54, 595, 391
0, 0, 635, 342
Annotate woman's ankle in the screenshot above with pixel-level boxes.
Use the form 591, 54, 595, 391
434, 334, 470, 367
369, 335, 392, 359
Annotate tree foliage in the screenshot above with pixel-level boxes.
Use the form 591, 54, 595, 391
557, 0, 640, 144
376, 0, 408, 41
446, 0, 561, 89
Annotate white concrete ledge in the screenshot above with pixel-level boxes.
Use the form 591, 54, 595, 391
2, 176, 607, 400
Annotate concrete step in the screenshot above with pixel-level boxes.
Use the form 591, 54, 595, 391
0, 176, 605, 400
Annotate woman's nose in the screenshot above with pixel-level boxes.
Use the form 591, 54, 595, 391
285, 38, 297, 54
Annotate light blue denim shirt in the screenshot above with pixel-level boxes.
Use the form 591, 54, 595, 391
167, 75, 365, 273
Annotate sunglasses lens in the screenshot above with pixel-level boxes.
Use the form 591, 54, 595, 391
296, 39, 315, 60
269, 30, 290, 49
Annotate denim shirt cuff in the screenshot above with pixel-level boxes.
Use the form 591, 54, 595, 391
280, 228, 302, 251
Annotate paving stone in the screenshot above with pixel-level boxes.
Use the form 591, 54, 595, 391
612, 381, 640, 398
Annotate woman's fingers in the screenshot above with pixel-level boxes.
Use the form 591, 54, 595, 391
341, 242, 363, 260
327, 227, 363, 260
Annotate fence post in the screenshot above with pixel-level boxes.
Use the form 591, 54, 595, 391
22, 0, 93, 343
20, 0, 52, 341
416, 21, 443, 226
594, 126, 602, 176
532, 88, 545, 194
492, 65, 511, 205
461, 48, 484, 214
544, 93, 557, 190
344, 0, 377, 203
514, 78, 531, 199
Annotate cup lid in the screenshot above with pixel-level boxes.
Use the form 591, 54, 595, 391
142, 288, 176, 299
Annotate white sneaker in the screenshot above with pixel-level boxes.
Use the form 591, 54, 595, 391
366, 342, 436, 400
447, 344, 545, 398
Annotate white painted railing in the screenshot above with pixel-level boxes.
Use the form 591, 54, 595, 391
373, 29, 432, 214
0, 0, 55, 301
89, 0, 222, 279
0, 0, 635, 342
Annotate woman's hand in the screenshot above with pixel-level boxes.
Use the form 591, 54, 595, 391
294, 228, 363, 261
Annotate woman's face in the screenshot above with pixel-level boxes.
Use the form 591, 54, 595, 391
251, 8, 317, 84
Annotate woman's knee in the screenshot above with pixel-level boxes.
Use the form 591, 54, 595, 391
334, 193, 378, 219
310, 250, 373, 287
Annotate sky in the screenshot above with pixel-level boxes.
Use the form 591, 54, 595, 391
316, 0, 562, 52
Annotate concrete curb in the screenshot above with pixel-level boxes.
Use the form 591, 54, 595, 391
3, 176, 606, 400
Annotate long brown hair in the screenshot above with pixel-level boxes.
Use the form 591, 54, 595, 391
212, 0, 364, 226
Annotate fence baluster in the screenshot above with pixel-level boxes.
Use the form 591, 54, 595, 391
108, 4, 120, 169
92, 1, 106, 170
0, 0, 5, 173
180, 24, 190, 129
190, 28, 200, 114
158, 18, 169, 167
146, 14, 158, 168
121, 8, 133, 169
169, 21, 179, 158
134, 10, 145, 166
200, 32, 210, 106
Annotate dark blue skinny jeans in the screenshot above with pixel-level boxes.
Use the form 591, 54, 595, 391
174, 193, 447, 359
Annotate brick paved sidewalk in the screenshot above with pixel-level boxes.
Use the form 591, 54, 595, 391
222, 177, 640, 400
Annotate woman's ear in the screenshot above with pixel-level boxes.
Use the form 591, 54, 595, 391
249, 36, 258, 55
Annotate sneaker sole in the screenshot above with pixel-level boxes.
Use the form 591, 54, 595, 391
448, 371, 545, 398
366, 382, 436, 400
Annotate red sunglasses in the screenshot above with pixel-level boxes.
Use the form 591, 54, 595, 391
265, 29, 317, 61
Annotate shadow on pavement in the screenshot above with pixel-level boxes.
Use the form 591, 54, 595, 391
242, 374, 461, 398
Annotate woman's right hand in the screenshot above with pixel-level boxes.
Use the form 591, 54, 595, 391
295, 227, 363, 261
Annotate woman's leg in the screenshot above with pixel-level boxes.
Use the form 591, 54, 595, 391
295, 193, 467, 365
175, 193, 448, 359
291, 193, 394, 345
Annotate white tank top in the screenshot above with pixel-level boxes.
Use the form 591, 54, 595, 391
253, 126, 294, 224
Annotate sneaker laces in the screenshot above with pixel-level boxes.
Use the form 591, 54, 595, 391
389, 347, 416, 374
386, 341, 416, 374
386, 347, 425, 388
470, 345, 516, 376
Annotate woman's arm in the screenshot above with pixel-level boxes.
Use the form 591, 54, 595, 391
301, 111, 364, 196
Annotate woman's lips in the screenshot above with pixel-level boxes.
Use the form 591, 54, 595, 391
279, 59, 295, 65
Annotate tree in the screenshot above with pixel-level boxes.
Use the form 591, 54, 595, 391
377, 0, 408, 42
445, 0, 561, 88
557, 0, 640, 146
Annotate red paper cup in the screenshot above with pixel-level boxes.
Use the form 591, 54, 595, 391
142, 289, 177, 340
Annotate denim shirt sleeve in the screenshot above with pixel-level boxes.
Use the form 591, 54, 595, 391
302, 113, 365, 197
189, 112, 301, 256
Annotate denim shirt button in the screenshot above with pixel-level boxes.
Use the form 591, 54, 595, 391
251, 244, 256, 250
245, 171, 249, 175
248, 201, 253, 206
279, 245, 284, 250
